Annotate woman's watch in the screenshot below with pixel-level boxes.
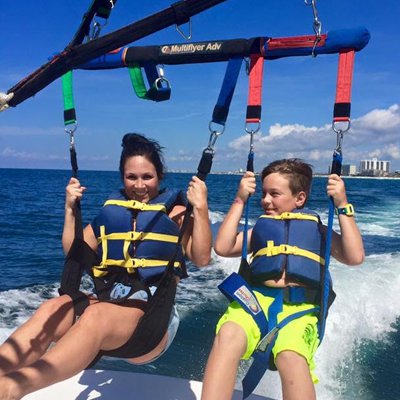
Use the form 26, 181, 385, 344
336, 203, 355, 217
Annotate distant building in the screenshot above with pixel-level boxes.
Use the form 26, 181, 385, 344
342, 164, 357, 176
359, 158, 390, 176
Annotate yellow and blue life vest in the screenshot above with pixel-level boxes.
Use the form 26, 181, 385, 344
90, 188, 186, 285
249, 209, 326, 287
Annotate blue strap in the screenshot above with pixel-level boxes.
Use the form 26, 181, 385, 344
241, 151, 254, 260
319, 150, 342, 339
242, 306, 319, 399
218, 272, 269, 336
212, 57, 243, 125
218, 273, 320, 399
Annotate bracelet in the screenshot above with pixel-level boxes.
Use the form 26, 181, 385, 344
233, 197, 245, 205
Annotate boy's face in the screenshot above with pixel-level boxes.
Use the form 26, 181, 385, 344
261, 172, 306, 215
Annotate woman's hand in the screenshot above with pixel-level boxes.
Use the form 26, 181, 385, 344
186, 176, 208, 211
326, 174, 348, 207
65, 177, 86, 211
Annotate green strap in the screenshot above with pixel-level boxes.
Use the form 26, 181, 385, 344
128, 64, 149, 99
62, 71, 76, 126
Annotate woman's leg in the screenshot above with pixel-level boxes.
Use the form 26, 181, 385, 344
0, 301, 144, 400
201, 322, 247, 400
275, 350, 316, 400
0, 295, 75, 376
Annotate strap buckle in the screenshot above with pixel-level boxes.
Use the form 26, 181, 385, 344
257, 327, 279, 352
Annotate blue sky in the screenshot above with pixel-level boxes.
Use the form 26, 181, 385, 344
0, 0, 399, 173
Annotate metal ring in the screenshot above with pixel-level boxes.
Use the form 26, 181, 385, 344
245, 122, 261, 134
208, 121, 225, 136
332, 120, 351, 134
154, 77, 171, 90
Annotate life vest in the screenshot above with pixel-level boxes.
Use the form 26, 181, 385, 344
249, 209, 326, 288
90, 188, 186, 285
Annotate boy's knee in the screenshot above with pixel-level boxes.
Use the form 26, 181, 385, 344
215, 322, 247, 354
275, 350, 307, 370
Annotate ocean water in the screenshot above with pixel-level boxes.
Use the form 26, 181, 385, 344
0, 168, 399, 400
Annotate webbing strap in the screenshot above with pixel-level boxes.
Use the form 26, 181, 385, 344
251, 242, 325, 265
128, 63, 171, 102
218, 272, 319, 399
212, 57, 243, 125
319, 150, 342, 339
246, 54, 264, 124
218, 272, 269, 334
259, 212, 319, 222
128, 64, 148, 98
62, 71, 76, 126
104, 199, 166, 212
98, 230, 178, 244
242, 305, 319, 399
333, 50, 355, 123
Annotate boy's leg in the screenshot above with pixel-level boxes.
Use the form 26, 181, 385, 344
201, 322, 247, 400
0, 301, 144, 400
275, 350, 316, 400
0, 295, 75, 376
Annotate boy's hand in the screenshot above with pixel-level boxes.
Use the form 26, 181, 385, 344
236, 171, 256, 203
326, 174, 348, 207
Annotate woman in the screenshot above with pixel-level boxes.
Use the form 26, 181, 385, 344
0, 133, 212, 400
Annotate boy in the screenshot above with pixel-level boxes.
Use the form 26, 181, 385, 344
201, 158, 364, 400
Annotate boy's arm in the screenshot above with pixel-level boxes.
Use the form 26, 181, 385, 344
214, 172, 256, 257
326, 174, 365, 266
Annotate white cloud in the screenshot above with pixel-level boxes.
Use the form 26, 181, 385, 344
1, 146, 65, 161
355, 104, 400, 131
221, 104, 400, 171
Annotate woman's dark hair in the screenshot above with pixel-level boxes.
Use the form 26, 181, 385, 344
119, 133, 165, 180
261, 158, 313, 203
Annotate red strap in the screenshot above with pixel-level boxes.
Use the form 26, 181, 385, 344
333, 49, 355, 123
246, 54, 264, 124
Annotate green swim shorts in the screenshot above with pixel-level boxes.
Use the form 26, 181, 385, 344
216, 289, 320, 382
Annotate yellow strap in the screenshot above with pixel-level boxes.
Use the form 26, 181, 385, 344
104, 199, 166, 213
252, 240, 325, 265
259, 212, 319, 223
98, 230, 179, 244
92, 258, 181, 277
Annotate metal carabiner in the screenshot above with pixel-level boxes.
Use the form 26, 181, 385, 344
65, 124, 77, 150
247, 127, 255, 154
305, 0, 322, 57
333, 129, 345, 153
206, 126, 223, 152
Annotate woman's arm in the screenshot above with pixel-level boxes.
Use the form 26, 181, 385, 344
170, 177, 212, 266
326, 174, 365, 266
214, 171, 256, 257
180, 176, 212, 266
62, 177, 97, 254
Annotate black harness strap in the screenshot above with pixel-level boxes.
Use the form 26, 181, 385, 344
58, 134, 97, 316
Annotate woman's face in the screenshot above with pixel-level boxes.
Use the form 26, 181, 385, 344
123, 155, 160, 203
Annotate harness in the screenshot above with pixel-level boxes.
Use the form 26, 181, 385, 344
218, 211, 333, 398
